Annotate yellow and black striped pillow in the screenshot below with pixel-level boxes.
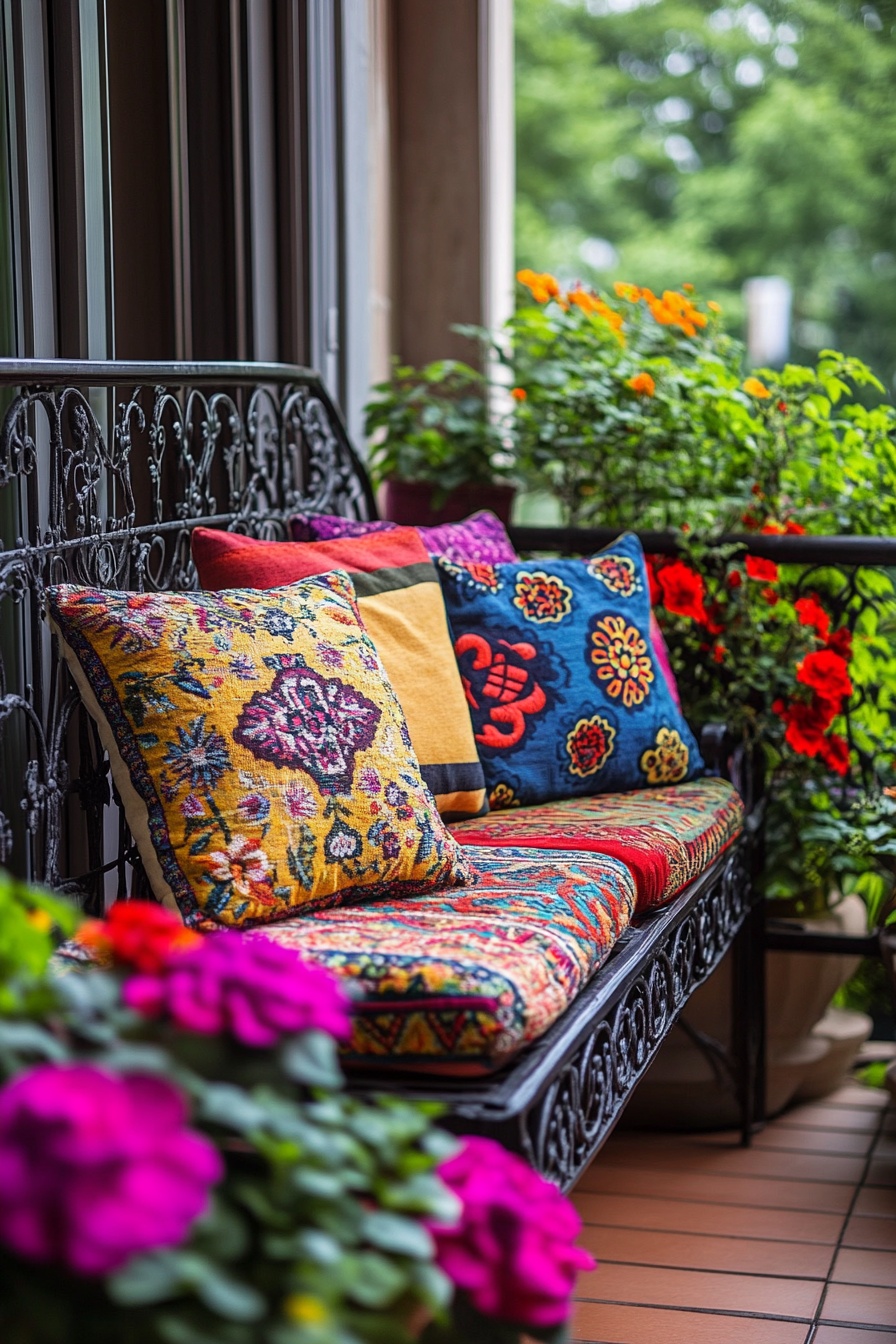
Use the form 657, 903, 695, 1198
192, 526, 488, 821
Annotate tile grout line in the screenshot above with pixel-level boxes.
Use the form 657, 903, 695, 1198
578, 1216, 842, 1246
586, 1255, 830, 1284
809, 1098, 892, 1336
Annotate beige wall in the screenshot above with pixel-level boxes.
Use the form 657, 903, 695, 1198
366, 0, 514, 380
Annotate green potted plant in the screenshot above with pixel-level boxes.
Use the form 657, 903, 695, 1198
364, 359, 516, 526
0, 873, 594, 1344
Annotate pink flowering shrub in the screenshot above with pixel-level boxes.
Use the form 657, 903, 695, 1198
430, 1135, 595, 1329
0, 1063, 221, 1275
123, 929, 352, 1047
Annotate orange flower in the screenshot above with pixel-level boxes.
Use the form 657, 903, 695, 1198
511, 386, 527, 402
682, 282, 695, 292
568, 287, 601, 315
743, 376, 771, 399
517, 268, 560, 304
614, 282, 641, 302
707, 300, 722, 313
627, 372, 656, 397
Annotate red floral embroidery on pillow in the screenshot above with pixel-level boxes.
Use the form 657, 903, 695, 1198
455, 633, 549, 750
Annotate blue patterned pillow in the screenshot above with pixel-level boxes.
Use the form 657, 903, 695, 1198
436, 533, 704, 809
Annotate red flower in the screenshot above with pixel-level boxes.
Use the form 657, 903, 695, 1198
761, 521, 786, 535
745, 555, 779, 583
704, 600, 725, 636
645, 555, 662, 607
820, 733, 850, 776
750, 483, 763, 497
794, 595, 831, 641
796, 649, 853, 703
827, 627, 853, 660
784, 520, 806, 535
713, 643, 726, 663
726, 569, 742, 589
657, 561, 707, 623
777, 696, 837, 757
762, 587, 779, 606
777, 400, 789, 413
76, 902, 201, 973
741, 510, 762, 531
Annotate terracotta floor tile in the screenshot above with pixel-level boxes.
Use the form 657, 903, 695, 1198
760, 1128, 875, 1157
855, 1187, 896, 1218
595, 1137, 866, 1186
572, 1301, 810, 1344
574, 1300, 811, 1344
776, 1105, 884, 1135
813, 1328, 896, 1343
580, 1224, 834, 1278
579, 1163, 856, 1214
832, 1246, 896, 1287
573, 1190, 844, 1244
575, 1262, 823, 1318
842, 1215, 896, 1251
822, 1084, 891, 1111
868, 1158, 896, 1188
820, 1281, 896, 1327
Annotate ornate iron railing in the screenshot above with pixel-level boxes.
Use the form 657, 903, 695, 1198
0, 361, 374, 908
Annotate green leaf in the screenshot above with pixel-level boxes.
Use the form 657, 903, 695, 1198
361, 1210, 435, 1259
193, 1266, 266, 1322
280, 1030, 343, 1089
345, 1251, 410, 1308
108, 1250, 184, 1306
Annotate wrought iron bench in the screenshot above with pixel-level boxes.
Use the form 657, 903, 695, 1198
0, 359, 768, 1191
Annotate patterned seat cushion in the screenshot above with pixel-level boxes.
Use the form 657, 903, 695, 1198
253, 844, 637, 1074
451, 777, 744, 912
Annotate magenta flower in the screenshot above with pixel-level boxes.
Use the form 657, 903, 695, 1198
124, 932, 352, 1047
0, 1064, 221, 1276
430, 1137, 595, 1328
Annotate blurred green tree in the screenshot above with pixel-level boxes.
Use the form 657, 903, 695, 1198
516, 0, 896, 386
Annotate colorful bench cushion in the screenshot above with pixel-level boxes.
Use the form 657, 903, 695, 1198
191, 526, 487, 821
451, 778, 744, 912
436, 533, 704, 809
253, 844, 637, 1073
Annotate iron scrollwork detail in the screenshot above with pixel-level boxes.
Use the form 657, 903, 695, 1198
519, 843, 752, 1190
0, 366, 374, 906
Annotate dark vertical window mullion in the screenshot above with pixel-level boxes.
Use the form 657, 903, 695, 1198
166, 0, 191, 360
274, 0, 309, 367
306, 0, 340, 397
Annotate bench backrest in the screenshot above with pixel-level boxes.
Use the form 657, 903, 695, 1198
0, 360, 376, 909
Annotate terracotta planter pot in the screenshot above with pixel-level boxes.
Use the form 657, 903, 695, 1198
382, 479, 516, 527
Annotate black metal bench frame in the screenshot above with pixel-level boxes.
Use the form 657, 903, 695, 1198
0, 359, 770, 1191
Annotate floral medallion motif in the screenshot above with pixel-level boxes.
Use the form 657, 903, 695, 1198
512, 571, 573, 623
589, 614, 654, 708
202, 835, 276, 907
439, 559, 505, 595
488, 782, 521, 810
587, 553, 642, 598
565, 715, 616, 778
639, 726, 690, 785
234, 655, 382, 795
161, 716, 231, 799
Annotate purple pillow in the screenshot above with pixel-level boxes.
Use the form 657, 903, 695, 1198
290, 510, 519, 566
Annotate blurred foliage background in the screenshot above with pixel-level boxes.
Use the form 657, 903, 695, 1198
515, 0, 896, 390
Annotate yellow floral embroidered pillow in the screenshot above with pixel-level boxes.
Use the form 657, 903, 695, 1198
47, 572, 472, 928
